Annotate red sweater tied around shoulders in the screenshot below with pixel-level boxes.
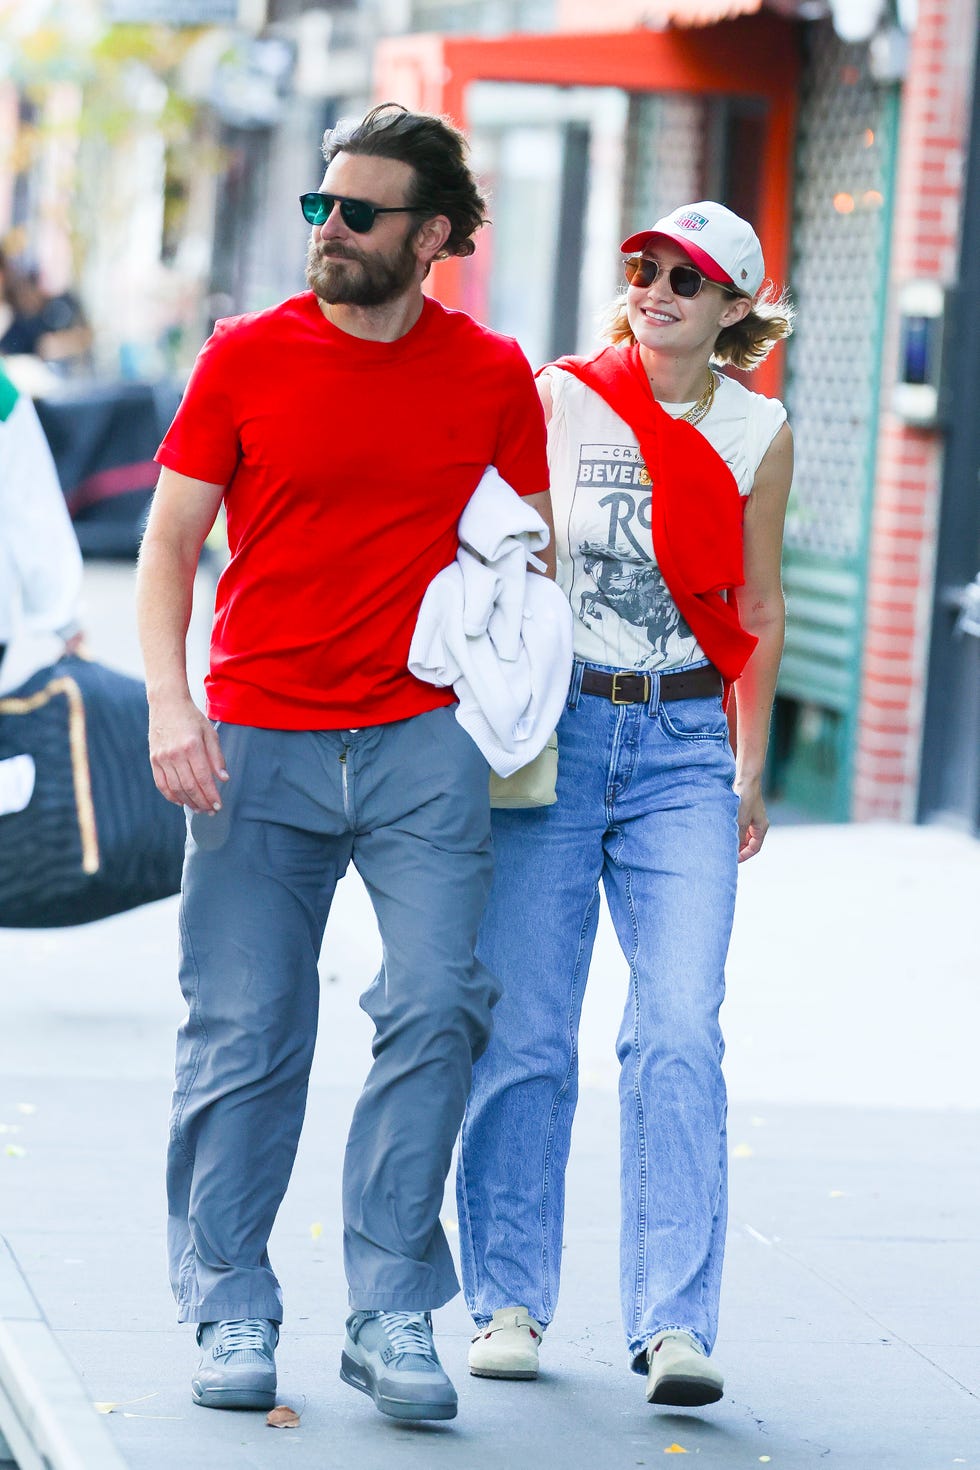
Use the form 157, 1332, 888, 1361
545, 343, 758, 687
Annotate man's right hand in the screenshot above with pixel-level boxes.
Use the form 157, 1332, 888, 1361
148, 697, 229, 813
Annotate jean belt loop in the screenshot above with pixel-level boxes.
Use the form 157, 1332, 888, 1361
645, 670, 661, 718
567, 659, 586, 710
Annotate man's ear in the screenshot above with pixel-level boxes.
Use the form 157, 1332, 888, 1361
414, 214, 452, 265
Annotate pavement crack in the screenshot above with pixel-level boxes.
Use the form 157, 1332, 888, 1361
760, 1237, 980, 1401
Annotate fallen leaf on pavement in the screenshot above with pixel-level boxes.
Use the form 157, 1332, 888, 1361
664, 1446, 688, 1455
93, 1393, 159, 1415
309, 1222, 323, 1240
267, 1405, 301, 1428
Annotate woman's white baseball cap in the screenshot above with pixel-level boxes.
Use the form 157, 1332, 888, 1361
621, 201, 765, 295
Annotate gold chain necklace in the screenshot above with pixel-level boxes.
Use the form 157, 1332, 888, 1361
680, 370, 716, 426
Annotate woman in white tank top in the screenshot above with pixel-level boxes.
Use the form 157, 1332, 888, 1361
458, 203, 794, 1410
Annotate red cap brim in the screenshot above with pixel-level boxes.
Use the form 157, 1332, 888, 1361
620, 229, 733, 286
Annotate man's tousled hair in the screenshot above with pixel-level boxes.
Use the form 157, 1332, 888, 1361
322, 102, 488, 259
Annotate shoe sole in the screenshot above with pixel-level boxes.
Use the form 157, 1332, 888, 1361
647, 1375, 724, 1408
191, 1383, 277, 1411
469, 1365, 538, 1380
340, 1350, 457, 1421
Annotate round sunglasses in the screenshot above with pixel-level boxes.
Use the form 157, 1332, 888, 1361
623, 254, 739, 299
299, 191, 422, 234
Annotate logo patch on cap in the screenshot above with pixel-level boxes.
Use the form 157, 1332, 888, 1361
674, 211, 709, 231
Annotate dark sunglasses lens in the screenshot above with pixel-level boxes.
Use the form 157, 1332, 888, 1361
301, 193, 330, 225
670, 266, 704, 298
624, 256, 656, 288
339, 199, 375, 233
300, 194, 377, 232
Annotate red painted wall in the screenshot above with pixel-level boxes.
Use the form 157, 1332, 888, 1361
375, 13, 799, 400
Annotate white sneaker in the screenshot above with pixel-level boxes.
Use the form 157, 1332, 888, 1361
468, 1306, 544, 1379
644, 1330, 724, 1407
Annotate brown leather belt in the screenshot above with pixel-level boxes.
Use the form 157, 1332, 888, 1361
580, 665, 722, 705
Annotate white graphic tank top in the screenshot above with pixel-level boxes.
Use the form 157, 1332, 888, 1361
541, 367, 786, 672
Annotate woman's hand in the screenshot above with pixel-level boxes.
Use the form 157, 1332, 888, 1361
734, 773, 769, 862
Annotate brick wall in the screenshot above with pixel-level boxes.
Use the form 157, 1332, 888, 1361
851, 0, 978, 819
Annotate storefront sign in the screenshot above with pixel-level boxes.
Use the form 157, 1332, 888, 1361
105, 0, 238, 22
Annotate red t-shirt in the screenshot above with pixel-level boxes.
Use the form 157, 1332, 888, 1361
156, 292, 549, 729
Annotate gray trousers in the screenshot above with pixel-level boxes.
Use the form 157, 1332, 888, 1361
166, 705, 496, 1323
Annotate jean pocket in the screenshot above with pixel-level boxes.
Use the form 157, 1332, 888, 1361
658, 696, 729, 742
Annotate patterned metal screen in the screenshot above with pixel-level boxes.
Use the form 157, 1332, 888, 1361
784, 23, 894, 564
779, 18, 897, 714
621, 93, 706, 238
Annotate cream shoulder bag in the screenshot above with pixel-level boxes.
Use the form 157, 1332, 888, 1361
488, 732, 559, 809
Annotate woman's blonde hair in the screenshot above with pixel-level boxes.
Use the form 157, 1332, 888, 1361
601, 279, 795, 371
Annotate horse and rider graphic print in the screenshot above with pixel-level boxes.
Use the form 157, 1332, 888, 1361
566, 441, 697, 672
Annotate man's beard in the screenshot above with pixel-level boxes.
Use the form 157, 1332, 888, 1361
305, 233, 418, 307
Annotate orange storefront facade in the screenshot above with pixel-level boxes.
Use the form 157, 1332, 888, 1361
376, 11, 798, 405
374, 0, 979, 829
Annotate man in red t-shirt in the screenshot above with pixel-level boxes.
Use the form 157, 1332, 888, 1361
136, 102, 552, 1426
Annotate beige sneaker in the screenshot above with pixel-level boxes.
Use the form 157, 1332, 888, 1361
468, 1307, 544, 1379
644, 1330, 724, 1407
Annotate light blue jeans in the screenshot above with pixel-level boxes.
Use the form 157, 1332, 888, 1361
456, 660, 739, 1370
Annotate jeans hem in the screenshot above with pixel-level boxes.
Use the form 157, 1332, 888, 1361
471, 1312, 551, 1331
178, 1302, 283, 1326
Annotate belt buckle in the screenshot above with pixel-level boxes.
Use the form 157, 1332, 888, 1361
610, 672, 649, 704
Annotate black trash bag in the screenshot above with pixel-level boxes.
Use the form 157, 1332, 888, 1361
0, 655, 186, 927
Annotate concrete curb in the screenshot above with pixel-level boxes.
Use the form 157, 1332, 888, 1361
0, 1238, 128, 1470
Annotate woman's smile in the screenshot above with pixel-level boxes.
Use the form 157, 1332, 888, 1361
638, 305, 680, 325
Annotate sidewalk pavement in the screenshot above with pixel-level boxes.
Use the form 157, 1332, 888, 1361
2, 562, 979, 1468
2, 819, 979, 1470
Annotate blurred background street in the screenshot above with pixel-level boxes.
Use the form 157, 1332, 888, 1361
3, 0, 980, 1464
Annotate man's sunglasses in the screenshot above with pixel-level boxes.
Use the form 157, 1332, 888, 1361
623, 255, 739, 299
299, 191, 422, 234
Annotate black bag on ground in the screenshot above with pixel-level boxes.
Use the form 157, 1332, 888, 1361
0, 656, 186, 927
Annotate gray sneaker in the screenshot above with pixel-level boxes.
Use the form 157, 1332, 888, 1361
192, 1318, 278, 1410
340, 1310, 458, 1421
